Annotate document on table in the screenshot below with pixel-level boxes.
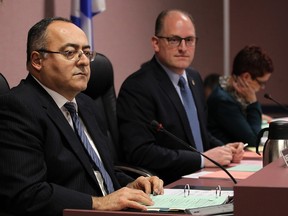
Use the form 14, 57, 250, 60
146, 188, 233, 211
147, 194, 229, 211
164, 188, 234, 197
199, 170, 254, 180
244, 148, 263, 158
182, 170, 213, 178
227, 164, 262, 172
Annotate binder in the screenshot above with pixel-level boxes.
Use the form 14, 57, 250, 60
147, 184, 233, 212
185, 203, 234, 215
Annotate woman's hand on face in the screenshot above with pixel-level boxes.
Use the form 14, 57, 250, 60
232, 76, 257, 103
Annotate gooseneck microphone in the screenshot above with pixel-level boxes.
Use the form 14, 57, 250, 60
150, 120, 237, 184
264, 93, 288, 113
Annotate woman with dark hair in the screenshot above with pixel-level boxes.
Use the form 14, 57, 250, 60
207, 45, 274, 147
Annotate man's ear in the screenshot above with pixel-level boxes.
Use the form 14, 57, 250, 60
30, 51, 43, 71
151, 36, 160, 52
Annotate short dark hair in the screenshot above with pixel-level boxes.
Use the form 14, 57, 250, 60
26, 17, 72, 66
155, 9, 195, 36
232, 45, 274, 79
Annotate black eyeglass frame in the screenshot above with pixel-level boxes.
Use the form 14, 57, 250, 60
254, 77, 267, 88
156, 35, 198, 47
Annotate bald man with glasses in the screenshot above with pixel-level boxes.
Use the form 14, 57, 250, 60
117, 9, 245, 185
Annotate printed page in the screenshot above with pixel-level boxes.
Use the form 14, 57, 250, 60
164, 188, 234, 197
147, 194, 228, 211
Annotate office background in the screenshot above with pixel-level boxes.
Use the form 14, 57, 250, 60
0, 0, 287, 106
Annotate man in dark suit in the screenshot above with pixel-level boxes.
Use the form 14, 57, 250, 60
117, 9, 245, 185
0, 17, 163, 216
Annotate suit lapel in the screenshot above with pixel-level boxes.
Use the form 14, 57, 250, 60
187, 73, 201, 107
26, 75, 106, 191
153, 61, 195, 145
45, 103, 99, 184
186, 72, 206, 146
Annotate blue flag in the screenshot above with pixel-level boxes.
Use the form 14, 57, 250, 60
71, 0, 106, 49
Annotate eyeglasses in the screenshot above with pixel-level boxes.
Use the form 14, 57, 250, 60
37, 49, 96, 62
156, 35, 198, 47
254, 78, 267, 88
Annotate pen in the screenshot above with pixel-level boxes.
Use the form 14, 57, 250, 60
243, 143, 248, 148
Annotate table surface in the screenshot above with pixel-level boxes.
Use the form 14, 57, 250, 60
167, 150, 262, 189
166, 175, 236, 189
64, 151, 263, 216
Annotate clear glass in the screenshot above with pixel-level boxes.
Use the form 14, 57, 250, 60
37, 49, 96, 62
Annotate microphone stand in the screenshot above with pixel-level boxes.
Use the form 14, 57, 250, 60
264, 93, 288, 113
151, 120, 237, 184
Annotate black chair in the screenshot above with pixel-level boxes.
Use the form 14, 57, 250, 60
0, 73, 10, 94
83, 53, 154, 178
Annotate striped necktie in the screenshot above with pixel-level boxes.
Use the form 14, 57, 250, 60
64, 102, 114, 194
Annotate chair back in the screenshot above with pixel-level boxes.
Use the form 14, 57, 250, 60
0, 73, 10, 94
83, 53, 154, 178
82, 53, 120, 162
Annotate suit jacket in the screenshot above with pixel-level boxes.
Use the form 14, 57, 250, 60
207, 85, 262, 146
0, 74, 132, 216
117, 56, 223, 184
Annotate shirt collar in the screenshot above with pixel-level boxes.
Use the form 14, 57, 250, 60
155, 57, 188, 86
32, 75, 77, 110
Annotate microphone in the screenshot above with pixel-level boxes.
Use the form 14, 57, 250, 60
150, 120, 237, 184
264, 93, 288, 113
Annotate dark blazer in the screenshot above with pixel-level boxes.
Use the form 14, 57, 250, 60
0, 74, 132, 216
117, 56, 223, 184
207, 85, 262, 146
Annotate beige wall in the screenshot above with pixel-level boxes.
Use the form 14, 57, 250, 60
230, 0, 288, 105
0, 0, 287, 105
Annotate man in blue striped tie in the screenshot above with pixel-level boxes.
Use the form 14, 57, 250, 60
0, 17, 163, 216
